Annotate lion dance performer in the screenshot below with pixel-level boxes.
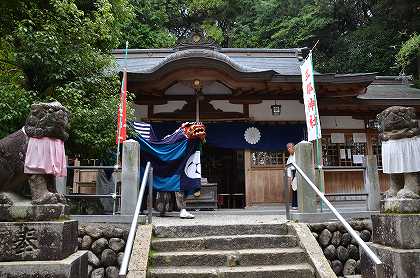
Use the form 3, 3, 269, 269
131, 121, 206, 219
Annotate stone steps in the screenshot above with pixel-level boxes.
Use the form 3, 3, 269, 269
148, 222, 315, 278
151, 247, 307, 267
151, 234, 298, 251
153, 223, 288, 238
148, 264, 315, 278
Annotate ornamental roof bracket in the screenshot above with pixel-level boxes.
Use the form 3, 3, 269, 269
175, 28, 220, 51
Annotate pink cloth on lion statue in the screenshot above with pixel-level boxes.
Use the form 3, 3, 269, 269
24, 137, 67, 177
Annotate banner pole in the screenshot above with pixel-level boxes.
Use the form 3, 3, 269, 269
302, 49, 324, 212
310, 50, 324, 212
113, 41, 129, 215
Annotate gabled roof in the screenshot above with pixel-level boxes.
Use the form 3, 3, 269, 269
114, 48, 306, 76
113, 47, 375, 91
359, 76, 420, 101
112, 46, 376, 101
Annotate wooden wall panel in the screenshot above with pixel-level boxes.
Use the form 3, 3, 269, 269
245, 150, 284, 206
379, 171, 390, 192
324, 171, 390, 193
245, 151, 390, 206
324, 171, 364, 193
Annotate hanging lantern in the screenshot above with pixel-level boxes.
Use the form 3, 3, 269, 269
271, 100, 281, 116
192, 79, 202, 93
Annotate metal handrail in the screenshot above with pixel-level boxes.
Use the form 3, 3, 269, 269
317, 166, 366, 169
65, 194, 121, 198
67, 165, 121, 169
67, 165, 122, 214
285, 162, 384, 277
119, 162, 153, 277
324, 193, 368, 197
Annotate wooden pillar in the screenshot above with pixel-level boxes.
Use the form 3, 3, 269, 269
366, 131, 374, 155
73, 158, 80, 193
244, 150, 251, 207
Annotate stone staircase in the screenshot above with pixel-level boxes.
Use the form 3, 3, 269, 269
147, 223, 316, 278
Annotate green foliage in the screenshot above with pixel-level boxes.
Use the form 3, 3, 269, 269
0, 40, 35, 138
268, 4, 333, 48
118, 0, 176, 48
1, 0, 420, 158
319, 24, 401, 75
0, 0, 134, 158
396, 34, 420, 71
201, 20, 224, 44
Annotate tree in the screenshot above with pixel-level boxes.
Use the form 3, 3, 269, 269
396, 34, 420, 81
2, 0, 420, 158
118, 0, 176, 48
0, 0, 134, 157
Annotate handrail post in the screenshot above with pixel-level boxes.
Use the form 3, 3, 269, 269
295, 141, 317, 213
375, 263, 384, 278
121, 140, 140, 215
148, 166, 153, 224
283, 168, 290, 220
119, 161, 151, 278
363, 155, 380, 211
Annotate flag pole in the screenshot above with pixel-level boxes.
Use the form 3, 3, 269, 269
307, 46, 324, 212
113, 41, 129, 215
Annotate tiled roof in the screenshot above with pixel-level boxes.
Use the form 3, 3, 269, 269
113, 48, 306, 75
359, 76, 420, 100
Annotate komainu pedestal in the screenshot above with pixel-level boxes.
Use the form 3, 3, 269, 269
0, 216, 88, 278
360, 214, 420, 278
0, 102, 87, 278
0, 220, 78, 261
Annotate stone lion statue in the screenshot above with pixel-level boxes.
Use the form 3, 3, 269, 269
377, 106, 420, 199
0, 101, 70, 205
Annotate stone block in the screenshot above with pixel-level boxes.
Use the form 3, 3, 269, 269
121, 140, 140, 215
364, 155, 380, 211
360, 242, 420, 278
295, 141, 317, 213
371, 214, 420, 249
0, 250, 88, 278
383, 198, 420, 213
0, 220, 78, 261
0, 203, 68, 221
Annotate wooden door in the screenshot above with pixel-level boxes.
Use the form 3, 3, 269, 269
244, 150, 286, 207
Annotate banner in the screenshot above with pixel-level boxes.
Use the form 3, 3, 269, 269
116, 70, 127, 144
150, 122, 305, 151
300, 52, 321, 141
131, 125, 201, 195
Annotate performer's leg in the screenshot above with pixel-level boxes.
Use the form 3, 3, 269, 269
292, 190, 298, 208
176, 192, 194, 219
175, 192, 186, 209
156, 192, 170, 216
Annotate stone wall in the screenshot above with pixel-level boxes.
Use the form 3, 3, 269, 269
78, 223, 129, 278
308, 220, 372, 277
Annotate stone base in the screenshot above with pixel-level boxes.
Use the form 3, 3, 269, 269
0, 220, 78, 261
0, 250, 88, 278
0, 203, 68, 221
360, 242, 420, 278
371, 214, 420, 249
382, 198, 420, 213
289, 211, 375, 223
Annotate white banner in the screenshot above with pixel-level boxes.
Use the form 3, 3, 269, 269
300, 52, 321, 141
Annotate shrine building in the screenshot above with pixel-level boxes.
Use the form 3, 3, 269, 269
114, 35, 420, 208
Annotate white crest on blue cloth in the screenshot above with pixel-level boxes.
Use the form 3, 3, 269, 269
185, 151, 201, 179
